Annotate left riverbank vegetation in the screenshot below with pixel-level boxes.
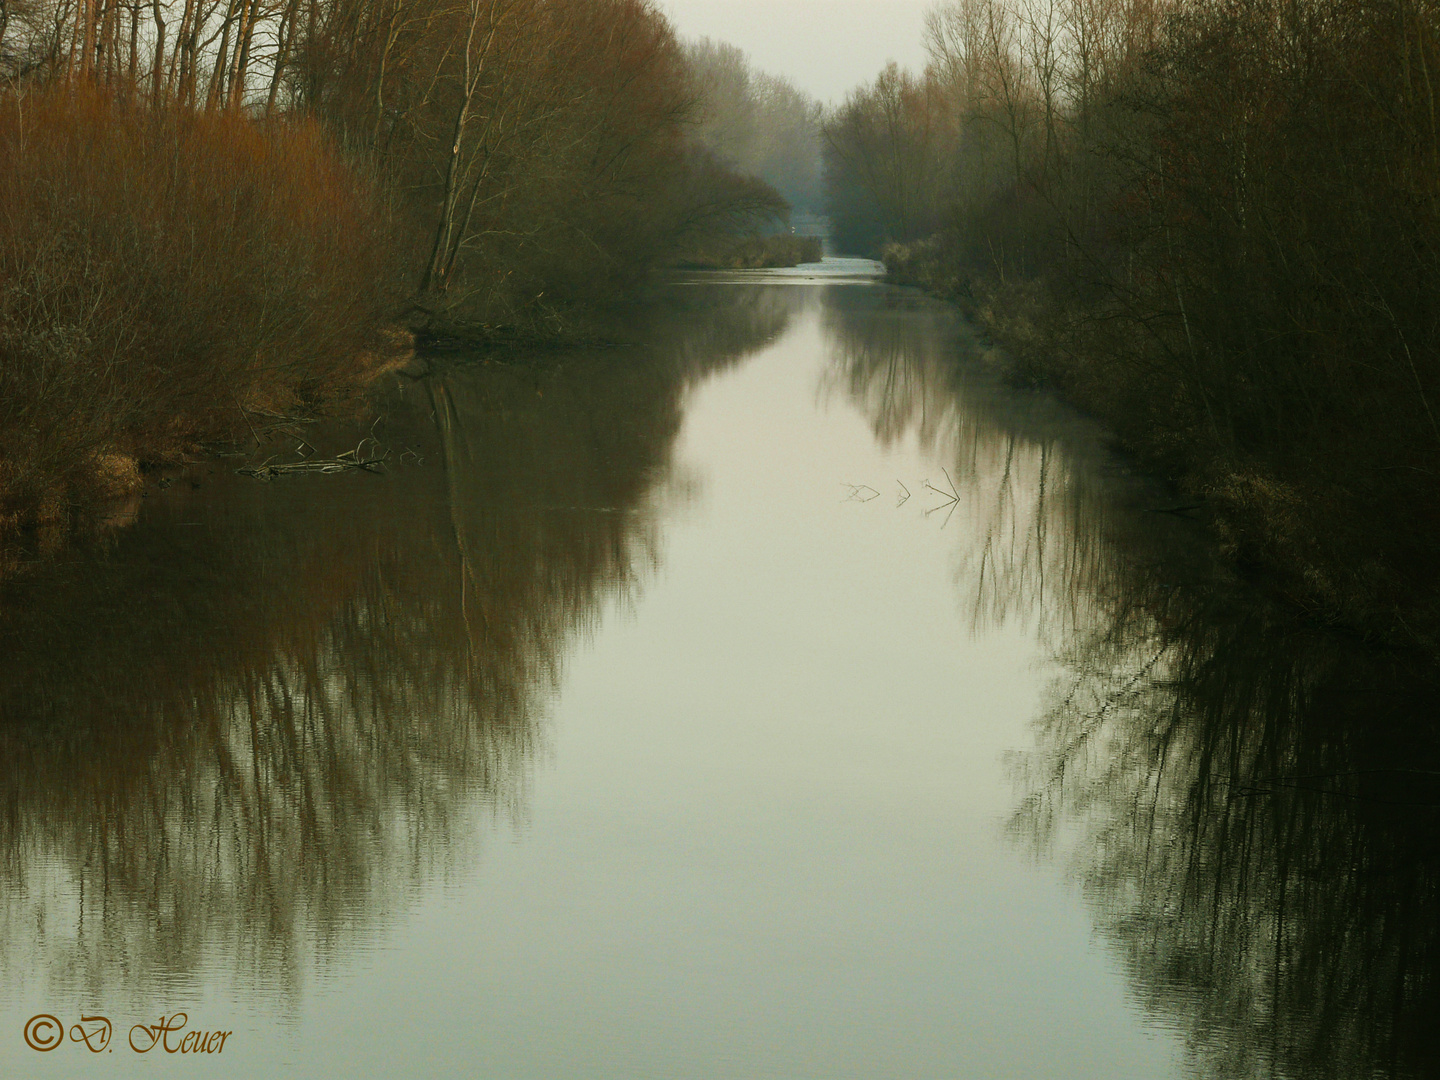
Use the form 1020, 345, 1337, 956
0, 85, 398, 559
0, 0, 815, 556
823, 0, 1440, 649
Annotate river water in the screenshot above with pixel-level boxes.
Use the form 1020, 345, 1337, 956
1, 264, 1436, 1078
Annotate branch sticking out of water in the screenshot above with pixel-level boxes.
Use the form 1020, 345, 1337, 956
843, 483, 881, 503
238, 437, 389, 481
922, 467, 960, 505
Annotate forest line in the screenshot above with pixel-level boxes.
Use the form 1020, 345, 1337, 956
822, 0, 1440, 648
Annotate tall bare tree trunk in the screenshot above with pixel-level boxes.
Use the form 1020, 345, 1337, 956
128, 0, 140, 89
230, 0, 261, 108
266, 0, 303, 115
165, 0, 193, 92
78, 0, 97, 77
150, 0, 168, 103
97, 0, 118, 80
423, 0, 505, 293
205, 0, 239, 111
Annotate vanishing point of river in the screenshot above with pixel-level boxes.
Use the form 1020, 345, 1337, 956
2, 263, 1436, 1079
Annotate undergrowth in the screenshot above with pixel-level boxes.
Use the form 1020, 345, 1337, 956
0, 84, 402, 558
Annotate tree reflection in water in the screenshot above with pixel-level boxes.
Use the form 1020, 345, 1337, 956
0, 284, 797, 1006
825, 286, 1440, 1080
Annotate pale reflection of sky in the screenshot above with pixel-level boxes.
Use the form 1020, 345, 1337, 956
299, 297, 1182, 1079
660, 0, 932, 105
0, 287, 1183, 1079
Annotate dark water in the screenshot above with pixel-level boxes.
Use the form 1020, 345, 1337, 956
1, 263, 1436, 1078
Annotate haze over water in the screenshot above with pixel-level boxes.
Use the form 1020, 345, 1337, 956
2, 271, 1434, 1078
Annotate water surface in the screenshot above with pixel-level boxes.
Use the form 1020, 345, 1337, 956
2, 270, 1435, 1078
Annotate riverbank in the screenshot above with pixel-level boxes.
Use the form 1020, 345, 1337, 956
883, 236, 1440, 654
0, 74, 786, 569
674, 235, 823, 271
0, 86, 404, 567
0, 88, 404, 561
820, 0, 1440, 655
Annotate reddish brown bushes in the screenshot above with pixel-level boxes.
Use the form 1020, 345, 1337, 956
0, 84, 398, 540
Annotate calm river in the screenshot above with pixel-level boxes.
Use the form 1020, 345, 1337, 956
1, 263, 1435, 1078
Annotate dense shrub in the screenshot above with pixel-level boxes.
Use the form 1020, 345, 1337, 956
0, 85, 399, 541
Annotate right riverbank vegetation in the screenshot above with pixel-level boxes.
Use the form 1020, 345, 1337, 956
823, 0, 1440, 649
0, 2, 823, 553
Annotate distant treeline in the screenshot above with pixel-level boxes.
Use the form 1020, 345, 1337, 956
0, 0, 813, 546
684, 38, 825, 218
824, 0, 1440, 648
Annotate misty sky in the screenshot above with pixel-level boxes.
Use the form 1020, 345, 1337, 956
660, 0, 932, 106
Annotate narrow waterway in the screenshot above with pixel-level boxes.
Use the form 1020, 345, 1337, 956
2, 265, 1435, 1079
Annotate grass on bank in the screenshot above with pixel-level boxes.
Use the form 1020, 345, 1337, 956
675, 234, 823, 270
0, 85, 402, 556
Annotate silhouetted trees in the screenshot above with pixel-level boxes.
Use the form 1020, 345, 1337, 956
684, 38, 824, 217
825, 0, 1440, 646
823, 63, 953, 256
292, 0, 773, 329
